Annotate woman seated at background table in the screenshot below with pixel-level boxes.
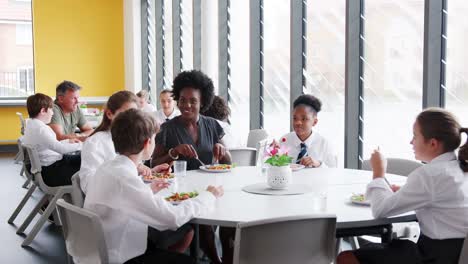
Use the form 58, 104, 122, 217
337, 108, 468, 264
277, 94, 337, 168
151, 70, 232, 264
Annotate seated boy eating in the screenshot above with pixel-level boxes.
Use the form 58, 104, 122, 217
84, 109, 223, 264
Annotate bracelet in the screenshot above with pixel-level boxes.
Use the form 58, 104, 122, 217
168, 148, 179, 160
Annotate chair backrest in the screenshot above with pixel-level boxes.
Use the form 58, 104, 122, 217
255, 138, 269, 166
22, 144, 58, 193
229, 148, 257, 166
247, 129, 268, 148
56, 199, 108, 264
362, 158, 422, 177
233, 214, 337, 264
71, 172, 85, 208
459, 235, 468, 264
16, 112, 26, 135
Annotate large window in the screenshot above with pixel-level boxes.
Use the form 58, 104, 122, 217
263, 0, 291, 139
0, 0, 34, 97
306, 0, 346, 167
445, 0, 468, 126
362, 0, 424, 161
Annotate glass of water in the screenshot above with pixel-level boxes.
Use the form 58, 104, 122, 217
174, 160, 187, 179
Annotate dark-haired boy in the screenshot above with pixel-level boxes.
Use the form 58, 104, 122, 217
84, 109, 223, 263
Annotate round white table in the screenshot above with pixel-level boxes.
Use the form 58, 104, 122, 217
164, 166, 416, 229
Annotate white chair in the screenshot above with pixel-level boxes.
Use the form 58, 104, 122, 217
233, 214, 337, 264
362, 158, 422, 177
16, 144, 73, 247
16, 112, 26, 135
70, 172, 85, 208
247, 129, 268, 148
458, 235, 468, 264
229, 147, 257, 166
56, 199, 108, 264
361, 158, 423, 242
255, 138, 270, 166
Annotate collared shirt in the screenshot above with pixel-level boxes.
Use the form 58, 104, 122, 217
155, 108, 181, 125
141, 103, 156, 113
79, 131, 115, 194
366, 152, 468, 239
280, 131, 337, 168
155, 115, 224, 170
83, 155, 216, 263
22, 118, 82, 166
50, 102, 87, 135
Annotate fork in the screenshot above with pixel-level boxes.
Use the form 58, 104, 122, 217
194, 156, 206, 167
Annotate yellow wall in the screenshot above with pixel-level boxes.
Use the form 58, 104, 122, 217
1, 0, 124, 142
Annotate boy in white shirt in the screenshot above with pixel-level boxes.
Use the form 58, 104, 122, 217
84, 109, 223, 263
278, 94, 337, 168
136, 90, 156, 113
22, 93, 82, 186
155, 89, 180, 125
337, 108, 468, 264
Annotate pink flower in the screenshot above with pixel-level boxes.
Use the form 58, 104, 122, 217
270, 147, 278, 156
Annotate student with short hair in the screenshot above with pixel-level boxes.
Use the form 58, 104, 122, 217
337, 108, 468, 264
136, 90, 157, 113
277, 94, 337, 168
155, 89, 180, 125
49, 80, 94, 141
22, 93, 82, 186
84, 109, 224, 264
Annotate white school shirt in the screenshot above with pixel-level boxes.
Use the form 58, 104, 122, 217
83, 155, 216, 263
155, 108, 180, 125
280, 131, 337, 168
79, 131, 115, 194
22, 118, 82, 166
366, 152, 468, 239
141, 103, 156, 113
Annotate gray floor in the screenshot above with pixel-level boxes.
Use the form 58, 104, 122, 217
0, 153, 67, 263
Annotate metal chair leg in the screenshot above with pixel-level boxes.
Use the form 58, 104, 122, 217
8, 184, 37, 224
21, 177, 31, 189
16, 194, 48, 235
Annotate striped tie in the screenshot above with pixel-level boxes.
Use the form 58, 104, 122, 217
296, 143, 308, 164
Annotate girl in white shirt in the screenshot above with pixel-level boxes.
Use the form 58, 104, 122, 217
80, 91, 155, 194
337, 108, 468, 264
278, 94, 337, 168
155, 89, 180, 125
22, 93, 82, 186
84, 109, 223, 264
136, 89, 157, 113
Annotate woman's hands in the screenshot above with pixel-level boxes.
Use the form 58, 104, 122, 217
370, 148, 387, 179
299, 157, 321, 168
213, 143, 226, 162
173, 144, 198, 159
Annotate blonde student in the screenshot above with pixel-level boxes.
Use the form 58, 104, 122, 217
80, 91, 155, 194
337, 108, 468, 264
136, 89, 156, 113
84, 109, 223, 263
278, 94, 337, 168
22, 93, 82, 186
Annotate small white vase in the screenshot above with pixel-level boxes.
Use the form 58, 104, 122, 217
267, 165, 292, 189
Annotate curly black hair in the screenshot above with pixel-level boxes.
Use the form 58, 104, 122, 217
293, 94, 322, 113
172, 70, 215, 112
202, 96, 231, 122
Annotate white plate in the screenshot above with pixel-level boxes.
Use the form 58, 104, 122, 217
350, 194, 371, 206
199, 165, 232, 173
290, 164, 305, 171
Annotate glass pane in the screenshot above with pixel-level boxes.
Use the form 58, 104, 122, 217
445, 0, 468, 126
163, 0, 174, 88
181, 0, 193, 71
263, 0, 291, 139
229, 0, 250, 146
306, 0, 346, 167
362, 0, 424, 161
0, 1, 34, 97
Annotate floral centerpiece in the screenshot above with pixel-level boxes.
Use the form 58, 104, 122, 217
264, 138, 293, 189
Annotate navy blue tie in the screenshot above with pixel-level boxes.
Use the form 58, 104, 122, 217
296, 143, 308, 164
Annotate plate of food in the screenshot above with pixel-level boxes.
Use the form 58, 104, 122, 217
350, 193, 370, 206
199, 164, 232, 173
165, 191, 199, 205
142, 172, 175, 183
290, 164, 305, 171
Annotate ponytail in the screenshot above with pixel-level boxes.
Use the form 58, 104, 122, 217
459, 128, 468, 172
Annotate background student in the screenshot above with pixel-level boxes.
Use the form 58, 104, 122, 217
155, 89, 180, 125
84, 109, 224, 264
136, 89, 157, 113
337, 108, 468, 264
22, 93, 82, 186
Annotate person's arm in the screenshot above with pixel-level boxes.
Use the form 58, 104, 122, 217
49, 123, 78, 141
78, 123, 94, 136
42, 126, 82, 154
151, 143, 198, 167
215, 139, 232, 164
